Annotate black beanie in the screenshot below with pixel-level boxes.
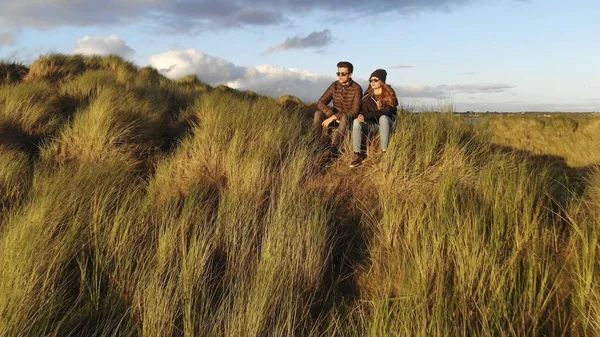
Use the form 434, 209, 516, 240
370, 69, 387, 83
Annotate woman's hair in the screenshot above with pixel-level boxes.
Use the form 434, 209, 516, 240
368, 83, 398, 109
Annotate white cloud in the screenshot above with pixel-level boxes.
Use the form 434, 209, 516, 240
148, 48, 518, 103
454, 102, 600, 113
398, 83, 516, 98
149, 49, 245, 84
74, 35, 135, 58
149, 49, 334, 100
226, 65, 335, 100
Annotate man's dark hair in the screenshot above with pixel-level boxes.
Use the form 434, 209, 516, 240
337, 61, 353, 74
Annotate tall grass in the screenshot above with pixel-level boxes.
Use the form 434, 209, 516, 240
329, 114, 569, 336
139, 91, 332, 336
0, 148, 33, 222
0, 61, 28, 85
482, 114, 600, 167
1, 54, 600, 336
0, 162, 140, 336
0, 82, 66, 138
25, 54, 87, 83
565, 169, 600, 336
40, 86, 167, 170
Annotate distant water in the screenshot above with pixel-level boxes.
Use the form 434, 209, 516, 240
465, 117, 482, 125
461, 116, 483, 125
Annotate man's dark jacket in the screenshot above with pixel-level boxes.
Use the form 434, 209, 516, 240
317, 79, 363, 119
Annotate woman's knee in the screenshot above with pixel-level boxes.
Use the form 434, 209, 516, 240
379, 115, 392, 126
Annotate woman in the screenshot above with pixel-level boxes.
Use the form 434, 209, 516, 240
350, 69, 398, 168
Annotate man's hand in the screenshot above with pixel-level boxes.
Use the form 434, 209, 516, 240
357, 114, 365, 122
322, 115, 337, 128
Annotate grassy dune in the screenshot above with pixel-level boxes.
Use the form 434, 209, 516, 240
480, 113, 600, 167
0, 54, 599, 336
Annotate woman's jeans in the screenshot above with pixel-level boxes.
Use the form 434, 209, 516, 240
352, 115, 394, 153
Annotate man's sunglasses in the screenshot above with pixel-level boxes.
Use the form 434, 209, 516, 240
336, 72, 349, 76
369, 78, 380, 83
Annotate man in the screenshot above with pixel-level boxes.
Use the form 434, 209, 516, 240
313, 61, 363, 158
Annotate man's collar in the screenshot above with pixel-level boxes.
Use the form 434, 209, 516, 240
340, 78, 353, 87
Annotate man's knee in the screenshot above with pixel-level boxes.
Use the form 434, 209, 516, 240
335, 117, 347, 133
313, 110, 325, 121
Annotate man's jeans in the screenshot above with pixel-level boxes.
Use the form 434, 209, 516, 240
352, 115, 394, 153
313, 110, 349, 150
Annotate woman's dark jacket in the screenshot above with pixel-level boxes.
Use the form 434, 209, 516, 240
360, 89, 398, 123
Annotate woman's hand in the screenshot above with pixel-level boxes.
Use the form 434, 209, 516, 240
357, 114, 365, 122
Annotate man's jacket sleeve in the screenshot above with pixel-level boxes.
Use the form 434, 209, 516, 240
317, 83, 335, 117
348, 85, 363, 118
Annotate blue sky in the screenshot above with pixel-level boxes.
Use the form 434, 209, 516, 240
1, 0, 599, 112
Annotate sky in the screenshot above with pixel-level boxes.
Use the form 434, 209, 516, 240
0, 0, 599, 112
